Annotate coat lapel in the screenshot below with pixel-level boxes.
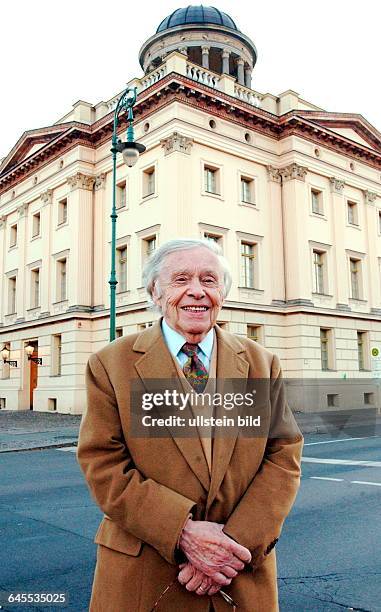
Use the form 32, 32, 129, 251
133, 321, 211, 491
206, 326, 249, 511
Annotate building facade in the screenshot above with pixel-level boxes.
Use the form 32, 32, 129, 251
1, 6, 381, 413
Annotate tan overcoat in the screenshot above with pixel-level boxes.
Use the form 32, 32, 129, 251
77, 322, 304, 612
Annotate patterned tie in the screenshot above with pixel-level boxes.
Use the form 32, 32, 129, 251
182, 343, 208, 393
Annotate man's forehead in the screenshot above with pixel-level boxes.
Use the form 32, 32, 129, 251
161, 248, 222, 274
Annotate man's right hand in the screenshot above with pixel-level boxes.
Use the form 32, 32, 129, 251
179, 519, 251, 585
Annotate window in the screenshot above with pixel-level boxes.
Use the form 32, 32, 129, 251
58, 198, 68, 225
116, 181, 126, 209
10, 224, 17, 247
117, 247, 128, 293
204, 233, 222, 246
52, 334, 62, 376
378, 211, 381, 234
240, 242, 256, 288
32, 212, 41, 237
115, 328, 123, 338
204, 166, 219, 195
8, 277, 16, 314
350, 258, 360, 299
57, 259, 67, 301
247, 325, 262, 344
311, 189, 323, 215
144, 236, 156, 260
31, 269, 40, 308
313, 250, 325, 294
240, 177, 254, 204
143, 167, 155, 198
327, 394, 339, 407
139, 322, 154, 330
357, 331, 368, 371
347, 201, 358, 226
320, 328, 331, 371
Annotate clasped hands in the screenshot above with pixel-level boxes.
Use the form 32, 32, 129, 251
178, 519, 251, 596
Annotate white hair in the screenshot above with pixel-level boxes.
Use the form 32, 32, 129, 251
142, 238, 232, 309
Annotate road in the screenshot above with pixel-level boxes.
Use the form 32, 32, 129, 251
0, 435, 380, 611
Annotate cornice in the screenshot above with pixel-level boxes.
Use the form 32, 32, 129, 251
1, 73, 380, 196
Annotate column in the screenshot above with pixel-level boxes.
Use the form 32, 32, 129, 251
202, 46, 210, 69
329, 177, 348, 309
222, 48, 230, 74
40, 189, 53, 316
266, 167, 285, 304
278, 163, 312, 304
245, 66, 252, 89
237, 58, 245, 85
16, 203, 28, 320
66, 172, 95, 310
363, 190, 380, 312
93, 173, 106, 308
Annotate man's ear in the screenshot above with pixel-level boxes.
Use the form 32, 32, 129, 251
151, 281, 161, 307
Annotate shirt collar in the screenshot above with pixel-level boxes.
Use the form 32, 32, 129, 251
161, 317, 214, 360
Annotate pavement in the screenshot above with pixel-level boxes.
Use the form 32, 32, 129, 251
0, 411, 81, 453
0, 408, 380, 452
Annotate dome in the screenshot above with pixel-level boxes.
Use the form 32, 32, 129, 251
156, 5, 239, 33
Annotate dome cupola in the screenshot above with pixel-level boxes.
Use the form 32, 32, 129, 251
139, 5, 257, 88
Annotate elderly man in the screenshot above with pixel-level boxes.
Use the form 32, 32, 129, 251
77, 238, 303, 612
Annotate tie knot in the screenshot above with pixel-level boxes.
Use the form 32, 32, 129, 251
182, 343, 198, 358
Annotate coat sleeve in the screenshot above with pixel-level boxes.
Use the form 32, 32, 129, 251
223, 354, 304, 571
77, 353, 196, 565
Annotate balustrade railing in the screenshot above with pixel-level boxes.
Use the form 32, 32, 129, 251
186, 62, 220, 89
234, 83, 262, 107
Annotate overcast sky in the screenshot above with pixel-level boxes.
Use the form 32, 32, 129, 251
0, 0, 379, 160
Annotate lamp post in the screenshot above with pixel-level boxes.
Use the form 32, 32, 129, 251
109, 86, 146, 342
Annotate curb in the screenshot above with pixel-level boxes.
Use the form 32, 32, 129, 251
0, 441, 78, 454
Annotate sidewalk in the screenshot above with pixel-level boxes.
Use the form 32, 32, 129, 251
1, 408, 379, 453
0, 410, 81, 452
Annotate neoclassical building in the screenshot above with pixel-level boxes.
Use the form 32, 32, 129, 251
1, 6, 381, 413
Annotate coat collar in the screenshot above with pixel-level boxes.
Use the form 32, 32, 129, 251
133, 319, 249, 502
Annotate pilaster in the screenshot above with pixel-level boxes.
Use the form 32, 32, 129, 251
279, 163, 312, 303
266, 167, 285, 304
40, 189, 53, 315
0, 215, 6, 324
66, 173, 95, 308
16, 204, 28, 319
363, 190, 380, 310
93, 173, 107, 308
329, 176, 348, 308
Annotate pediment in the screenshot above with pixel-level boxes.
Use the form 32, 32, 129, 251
0, 124, 73, 177
296, 111, 381, 153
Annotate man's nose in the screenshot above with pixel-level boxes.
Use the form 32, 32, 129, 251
187, 278, 206, 298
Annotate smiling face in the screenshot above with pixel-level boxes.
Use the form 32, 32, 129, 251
152, 247, 225, 343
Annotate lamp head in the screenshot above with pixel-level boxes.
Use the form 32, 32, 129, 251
122, 147, 139, 167
25, 344, 34, 357
1, 347, 9, 361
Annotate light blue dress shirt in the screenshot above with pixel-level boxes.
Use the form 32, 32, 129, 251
161, 318, 214, 373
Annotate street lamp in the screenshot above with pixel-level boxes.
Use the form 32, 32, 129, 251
109, 86, 146, 342
1, 346, 17, 367
25, 344, 43, 365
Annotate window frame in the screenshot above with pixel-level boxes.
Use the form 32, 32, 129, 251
57, 198, 68, 227
32, 212, 41, 238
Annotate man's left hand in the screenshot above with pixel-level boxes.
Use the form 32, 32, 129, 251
178, 562, 224, 596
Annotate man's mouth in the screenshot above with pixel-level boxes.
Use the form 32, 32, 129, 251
181, 306, 209, 312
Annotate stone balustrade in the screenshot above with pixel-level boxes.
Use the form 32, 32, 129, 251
234, 83, 262, 107
186, 62, 220, 89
